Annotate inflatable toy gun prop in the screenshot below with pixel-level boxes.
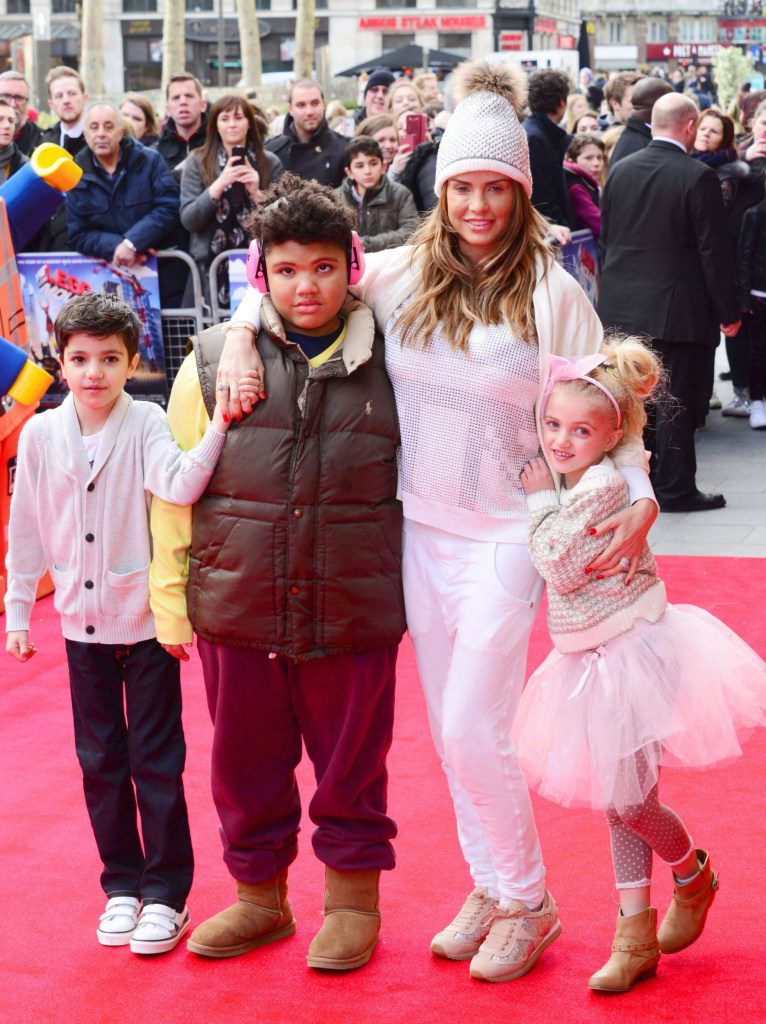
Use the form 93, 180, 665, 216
0, 142, 83, 253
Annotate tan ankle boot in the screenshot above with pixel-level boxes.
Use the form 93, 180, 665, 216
588, 908, 660, 993
186, 870, 295, 958
306, 868, 381, 971
658, 849, 718, 954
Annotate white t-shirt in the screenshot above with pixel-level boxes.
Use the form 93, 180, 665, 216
81, 430, 102, 467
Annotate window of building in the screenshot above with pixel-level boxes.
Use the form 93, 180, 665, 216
381, 33, 416, 49
376, 0, 417, 9
678, 17, 716, 43
438, 33, 472, 57
6, 0, 30, 12
52, 0, 78, 12
608, 19, 622, 44
122, 0, 157, 10
435, 0, 476, 7
186, 0, 214, 11
648, 20, 667, 44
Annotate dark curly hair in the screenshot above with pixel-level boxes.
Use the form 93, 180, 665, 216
246, 172, 356, 261
527, 69, 571, 116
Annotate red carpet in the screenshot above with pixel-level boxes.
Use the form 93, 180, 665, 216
1, 556, 764, 1024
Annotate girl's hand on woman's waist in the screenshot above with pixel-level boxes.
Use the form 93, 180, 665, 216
217, 324, 267, 420
586, 498, 658, 585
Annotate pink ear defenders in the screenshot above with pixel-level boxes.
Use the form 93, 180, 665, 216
246, 231, 366, 294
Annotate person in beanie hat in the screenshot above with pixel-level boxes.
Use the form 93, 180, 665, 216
218, 60, 659, 982
355, 68, 396, 125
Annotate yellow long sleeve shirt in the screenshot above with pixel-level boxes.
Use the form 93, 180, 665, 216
149, 353, 209, 645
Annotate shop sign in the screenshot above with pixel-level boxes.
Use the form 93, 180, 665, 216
645, 42, 729, 60
358, 15, 487, 32
558, 35, 576, 50
534, 17, 557, 35
499, 31, 524, 52
719, 20, 766, 45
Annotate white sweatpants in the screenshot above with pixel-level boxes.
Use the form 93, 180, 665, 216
403, 519, 547, 906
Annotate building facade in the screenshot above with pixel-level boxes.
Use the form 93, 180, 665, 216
581, 1, 734, 69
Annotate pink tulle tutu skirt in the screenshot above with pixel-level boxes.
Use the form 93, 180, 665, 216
513, 605, 766, 814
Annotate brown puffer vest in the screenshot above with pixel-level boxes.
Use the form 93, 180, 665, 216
187, 296, 406, 660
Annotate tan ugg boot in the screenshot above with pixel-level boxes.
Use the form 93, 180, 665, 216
588, 908, 660, 993
658, 849, 718, 954
186, 870, 295, 958
306, 868, 381, 971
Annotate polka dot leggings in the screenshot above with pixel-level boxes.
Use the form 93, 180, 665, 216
604, 753, 694, 889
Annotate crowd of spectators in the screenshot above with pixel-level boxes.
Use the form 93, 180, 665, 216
5, 58, 766, 444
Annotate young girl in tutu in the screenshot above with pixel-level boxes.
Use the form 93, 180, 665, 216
516, 336, 766, 993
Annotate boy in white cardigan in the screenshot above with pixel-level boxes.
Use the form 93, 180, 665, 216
4, 293, 250, 956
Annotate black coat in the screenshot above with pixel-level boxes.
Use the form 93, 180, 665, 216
609, 117, 651, 167
399, 140, 439, 212
736, 199, 766, 307
523, 112, 574, 228
265, 115, 348, 188
598, 140, 739, 347
156, 115, 208, 176
40, 123, 87, 158
14, 119, 43, 157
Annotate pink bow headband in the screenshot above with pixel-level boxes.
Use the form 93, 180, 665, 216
542, 354, 622, 427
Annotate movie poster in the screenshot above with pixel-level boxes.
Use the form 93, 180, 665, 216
227, 252, 249, 320
560, 230, 600, 307
16, 253, 168, 408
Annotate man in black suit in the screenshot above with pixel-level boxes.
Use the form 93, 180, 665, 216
599, 94, 741, 513
609, 77, 673, 166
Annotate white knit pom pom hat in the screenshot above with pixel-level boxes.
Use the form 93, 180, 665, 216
434, 60, 532, 198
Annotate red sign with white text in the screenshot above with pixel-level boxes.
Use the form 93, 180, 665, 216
358, 15, 487, 32
500, 31, 523, 52
645, 42, 729, 60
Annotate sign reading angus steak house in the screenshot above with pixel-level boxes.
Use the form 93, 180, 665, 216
358, 15, 487, 32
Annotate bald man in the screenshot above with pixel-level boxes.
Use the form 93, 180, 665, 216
598, 94, 741, 513
609, 77, 673, 166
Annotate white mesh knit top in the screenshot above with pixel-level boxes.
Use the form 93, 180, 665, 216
385, 311, 539, 543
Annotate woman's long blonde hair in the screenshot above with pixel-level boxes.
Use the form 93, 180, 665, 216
395, 182, 553, 352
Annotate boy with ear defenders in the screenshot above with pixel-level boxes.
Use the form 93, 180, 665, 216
149, 173, 405, 971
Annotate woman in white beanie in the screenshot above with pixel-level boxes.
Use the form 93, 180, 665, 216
211, 60, 658, 983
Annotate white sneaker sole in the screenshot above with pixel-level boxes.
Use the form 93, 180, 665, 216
97, 927, 136, 947
469, 919, 563, 983
130, 914, 190, 955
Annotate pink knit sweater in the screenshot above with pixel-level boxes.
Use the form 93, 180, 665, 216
526, 457, 667, 653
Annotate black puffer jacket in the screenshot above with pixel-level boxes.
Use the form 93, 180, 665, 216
187, 297, 406, 659
399, 140, 439, 212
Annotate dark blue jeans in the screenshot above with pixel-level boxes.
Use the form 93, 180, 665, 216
65, 638, 193, 909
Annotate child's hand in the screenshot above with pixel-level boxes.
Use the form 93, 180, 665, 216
239, 371, 263, 407
520, 457, 555, 495
161, 642, 192, 662
6, 630, 36, 663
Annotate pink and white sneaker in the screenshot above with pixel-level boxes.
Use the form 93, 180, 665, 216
469, 890, 562, 982
430, 887, 499, 961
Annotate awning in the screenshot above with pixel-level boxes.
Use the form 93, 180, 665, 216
0, 20, 79, 42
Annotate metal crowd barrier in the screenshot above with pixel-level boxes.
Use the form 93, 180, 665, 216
208, 249, 247, 328
155, 249, 207, 385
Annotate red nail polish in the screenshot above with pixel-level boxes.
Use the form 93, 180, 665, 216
596, 574, 604, 580
223, 414, 229, 423
587, 529, 597, 535
625, 579, 631, 586
584, 568, 592, 574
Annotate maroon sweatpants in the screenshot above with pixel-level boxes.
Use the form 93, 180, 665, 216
197, 640, 398, 884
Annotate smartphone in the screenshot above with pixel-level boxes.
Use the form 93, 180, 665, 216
232, 145, 247, 165
404, 113, 427, 148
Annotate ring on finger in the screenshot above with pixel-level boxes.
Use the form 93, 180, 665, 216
619, 556, 630, 570
216, 384, 230, 392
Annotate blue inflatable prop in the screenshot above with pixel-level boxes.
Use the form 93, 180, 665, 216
0, 143, 82, 253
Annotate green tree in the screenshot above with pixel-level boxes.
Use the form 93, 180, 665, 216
712, 47, 754, 110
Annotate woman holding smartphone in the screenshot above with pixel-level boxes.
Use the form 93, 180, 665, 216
180, 93, 283, 307
214, 62, 658, 984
